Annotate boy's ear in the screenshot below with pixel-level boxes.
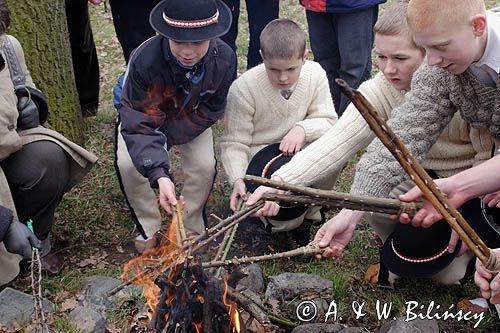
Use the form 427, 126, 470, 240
302, 49, 308, 62
471, 14, 487, 37
259, 49, 264, 60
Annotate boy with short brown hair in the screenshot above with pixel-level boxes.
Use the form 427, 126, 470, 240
220, 18, 337, 237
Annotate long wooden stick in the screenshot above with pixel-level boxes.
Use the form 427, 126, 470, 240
336, 79, 495, 269
202, 242, 326, 269
245, 175, 421, 217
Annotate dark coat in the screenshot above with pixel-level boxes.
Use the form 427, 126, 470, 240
119, 36, 237, 187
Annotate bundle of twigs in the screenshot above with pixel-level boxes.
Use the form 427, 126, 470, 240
336, 78, 499, 271
107, 202, 265, 297
244, 175, 421, 217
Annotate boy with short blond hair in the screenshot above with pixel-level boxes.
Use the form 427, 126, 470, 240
220, 18, 337, 236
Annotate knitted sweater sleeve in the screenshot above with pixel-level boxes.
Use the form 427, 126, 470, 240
470, 125, 495, 167
350, 64, 457, 197
220, 80, 256, 184
274, 73, 398, 186
295, 65, 337, 142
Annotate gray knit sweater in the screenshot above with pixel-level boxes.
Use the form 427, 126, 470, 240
351, 63, 500, 198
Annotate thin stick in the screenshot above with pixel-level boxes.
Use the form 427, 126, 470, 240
202, 242, 326, 269
260, 192, 421, 217
226, 286, 273, 332
336, 78, 492, 268
175, 203, 187, 245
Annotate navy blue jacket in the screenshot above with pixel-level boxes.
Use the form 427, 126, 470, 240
119, 36, 237, 187
301, 0, 385, 13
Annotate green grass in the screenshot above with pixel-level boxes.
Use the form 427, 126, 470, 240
4, 0, 500, 332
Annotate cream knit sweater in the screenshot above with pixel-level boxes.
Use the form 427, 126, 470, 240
274, 72, 494, 187
220, 61, 337, 184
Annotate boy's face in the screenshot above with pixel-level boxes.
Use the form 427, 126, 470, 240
263, 51, 307, 90
374, 32, 425, 91
412, 16, 486, 75
169, 40, 210, 67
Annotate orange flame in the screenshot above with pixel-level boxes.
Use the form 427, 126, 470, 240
223, 273, 242, 333
121, 215, 182, 316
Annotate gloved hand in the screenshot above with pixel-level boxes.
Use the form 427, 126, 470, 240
4, 219, 41, 258
16, 92, 40, 130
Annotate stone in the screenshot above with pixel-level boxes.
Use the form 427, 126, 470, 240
83, 275, 122, 310
69, 306, 106, 333
265, 273, 333, 323
237, 263, 265, 293
339, 328, 366, 333
0, 288, 54, 326
291, 323, 343, 333
379, 317, 439, 333
265, 273, 332, 301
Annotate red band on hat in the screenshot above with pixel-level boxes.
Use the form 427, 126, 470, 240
261, 153, 284, 177
391, 240, 449, 264
163, 10, 219, 28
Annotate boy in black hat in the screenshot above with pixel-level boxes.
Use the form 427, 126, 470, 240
115, 0, 236, 253
220, 19, 337, 241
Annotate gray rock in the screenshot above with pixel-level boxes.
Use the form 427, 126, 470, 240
292, 323, 343, 333
265, 273, 333, 323
379, 317, 439, 333
0, 288, 54, 326
69, 306, 106, 333
238, 263, 265, 293
83, 275, 122, 310
265, 273, 333, 301
339, 328, 367, 333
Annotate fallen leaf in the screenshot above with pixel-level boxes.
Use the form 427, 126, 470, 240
60, 298, 79, 312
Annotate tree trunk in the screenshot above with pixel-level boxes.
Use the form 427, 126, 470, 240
6, 0, 83, 143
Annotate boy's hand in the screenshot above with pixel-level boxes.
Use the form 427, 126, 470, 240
398, 177, 468, 228
230, 179, 247, 212
313, 209, 363, 259
280, 125, 305, 156
481, 190, 500, 208
158, 177, 184, 214
246, 176, 284, 217
475, 248, 500, 304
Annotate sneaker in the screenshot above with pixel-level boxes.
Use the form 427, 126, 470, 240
40, 251, 64, 275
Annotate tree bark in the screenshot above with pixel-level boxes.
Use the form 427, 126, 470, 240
6, 0, 83, 143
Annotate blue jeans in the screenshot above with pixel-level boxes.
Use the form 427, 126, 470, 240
306, 7, 379, 116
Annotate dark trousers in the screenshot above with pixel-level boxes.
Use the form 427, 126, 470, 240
65, 0, 100, 116
306, 7, 378, 116
220, 0, 240, 53
0, 141, 70, 241
220, 0, 279, 69
109, 0, 160, 63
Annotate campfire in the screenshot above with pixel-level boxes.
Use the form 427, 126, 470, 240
111, 201, 325, 333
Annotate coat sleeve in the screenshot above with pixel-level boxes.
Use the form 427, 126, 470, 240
119, 62, 171, 188
0, 204, 13, 243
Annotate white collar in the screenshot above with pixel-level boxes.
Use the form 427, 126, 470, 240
475, 10, 500, 73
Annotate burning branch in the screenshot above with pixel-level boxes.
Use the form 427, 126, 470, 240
336, 78, 498, 270
245, 175, 421, 217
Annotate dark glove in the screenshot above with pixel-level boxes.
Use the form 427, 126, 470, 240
4, 219, 41, 258
16, 92, 40, 130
